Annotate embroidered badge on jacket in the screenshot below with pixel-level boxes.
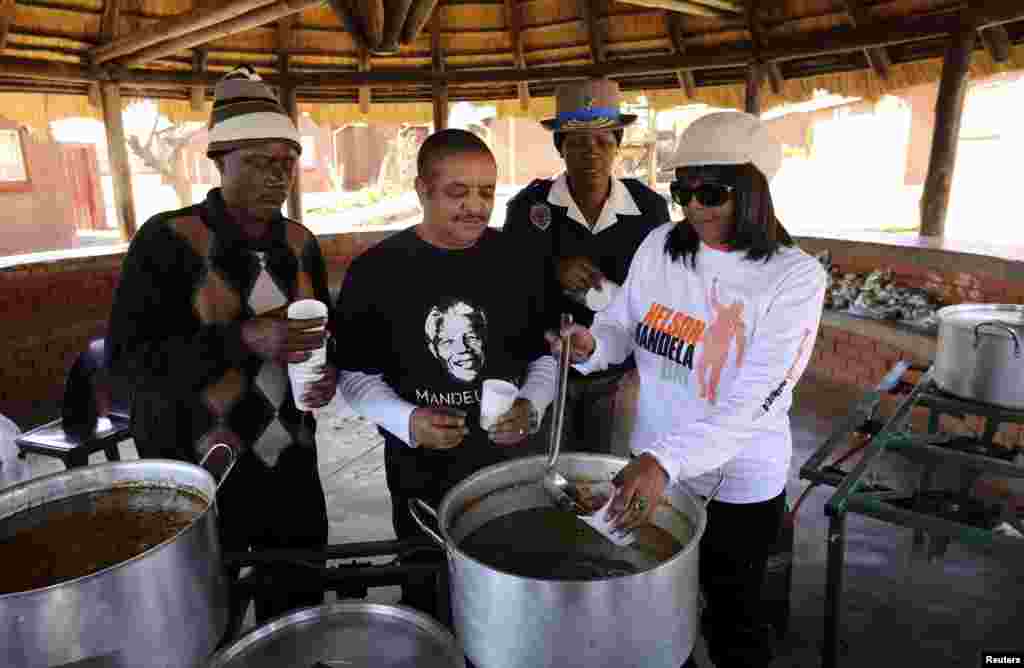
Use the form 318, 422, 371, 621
529, 203, 552, 231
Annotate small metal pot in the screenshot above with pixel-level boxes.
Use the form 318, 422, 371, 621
933, 304, 1024, 410
0, 449, 234, 668
409, 453, 709, 668
205, 602, 466, 667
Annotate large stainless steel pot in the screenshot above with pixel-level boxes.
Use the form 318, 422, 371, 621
0, 457, 231, 668
206, 602, 465, 667
409, 453, 707, 668
934, 304, 1024, 410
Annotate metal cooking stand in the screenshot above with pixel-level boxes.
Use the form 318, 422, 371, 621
799, 364, 1024, 668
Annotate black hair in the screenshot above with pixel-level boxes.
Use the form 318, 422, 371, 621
417, 128, 494, 180
665, 162, 793, 267
61, 339, 107, 442
553, 129, 624, 154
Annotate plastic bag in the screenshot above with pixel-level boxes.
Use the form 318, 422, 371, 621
0, 413, 29, 490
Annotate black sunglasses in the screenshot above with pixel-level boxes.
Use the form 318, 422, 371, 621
671, 182, 735, 208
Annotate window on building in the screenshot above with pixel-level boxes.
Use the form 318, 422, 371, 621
0, 129, 29, 187
300, 135, 316, 169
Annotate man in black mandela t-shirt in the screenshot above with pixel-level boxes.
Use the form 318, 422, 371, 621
332, 129, 557, 619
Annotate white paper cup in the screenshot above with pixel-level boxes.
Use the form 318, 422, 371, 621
480, 379, 519, 430
287, 299, 329, 412
585, 278, 619, 312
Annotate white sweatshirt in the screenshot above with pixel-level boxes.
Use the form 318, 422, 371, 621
577, 223, 827, 503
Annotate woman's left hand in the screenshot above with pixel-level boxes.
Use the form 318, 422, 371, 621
607, 453, 670, 530
488, 398, 532, 446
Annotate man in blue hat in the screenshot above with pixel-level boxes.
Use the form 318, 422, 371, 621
504, 78, 670, 456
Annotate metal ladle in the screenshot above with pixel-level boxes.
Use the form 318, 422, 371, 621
541, 313, 588, 514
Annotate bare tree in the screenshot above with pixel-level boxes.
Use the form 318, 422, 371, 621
127, 113, 204, 207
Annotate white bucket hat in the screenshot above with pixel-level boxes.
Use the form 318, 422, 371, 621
668, 111, 783, 181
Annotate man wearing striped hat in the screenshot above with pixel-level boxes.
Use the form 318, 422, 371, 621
107, 66, 337, 624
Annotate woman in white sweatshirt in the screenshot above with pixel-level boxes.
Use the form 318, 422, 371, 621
551, 111, 827, 668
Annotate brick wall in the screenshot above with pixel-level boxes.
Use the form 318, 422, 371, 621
799, 236, 1024, 449
0, 229, 394, 429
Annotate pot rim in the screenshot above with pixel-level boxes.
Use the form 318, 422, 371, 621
207, 601, 465, 667
937, 304, 1024, 334
0, 459, 216, 599
434, 454, 707, 582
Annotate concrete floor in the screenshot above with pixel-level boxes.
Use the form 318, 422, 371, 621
12, 373, 1022, 667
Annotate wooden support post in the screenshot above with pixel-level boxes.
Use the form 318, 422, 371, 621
190, 50, 207, 112
358, 46, 371, 114
431, 9, 447, 130
504, 0, 531, 111
665, 11, 696, 98
578, 0, 606, 64
920, 14, 977, 238
745, 62, 761, 115
647, 108, 658, 189
281, 83, 303, 222
100, 82, 137, 240
88, 82, 102, 109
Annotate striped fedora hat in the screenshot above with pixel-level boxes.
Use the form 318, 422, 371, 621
540, 78, 638, 132
206, 66, 302, 158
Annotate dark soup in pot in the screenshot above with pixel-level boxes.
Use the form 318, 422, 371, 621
0, 486, 207, 595
458, 506, 690, 580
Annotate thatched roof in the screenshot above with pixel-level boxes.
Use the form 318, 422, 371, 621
0, 0, 1023, 124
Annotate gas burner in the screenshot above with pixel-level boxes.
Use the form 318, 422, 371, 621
888, 490, 1003, 529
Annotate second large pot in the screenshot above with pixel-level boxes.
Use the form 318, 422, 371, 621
934, 304, 1024, 410
411, 453, 705, 668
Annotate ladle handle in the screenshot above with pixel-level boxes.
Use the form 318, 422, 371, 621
703, 470, 726, 509
547, 313, 574, 470
408, 498, 447, 550
199, 442, 237, 492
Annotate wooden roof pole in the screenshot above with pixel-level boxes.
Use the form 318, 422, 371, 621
101, 81, 137, 239
92, 0, 280, 64
504, 0, 531, 111
431, 8, 447, 130
920, 11, 977, 238
664, 11, 696, 99
278, 14, 302, 222
190, 49, 207, 112
325, 0, 370, 50
842, 0, 891, 80
358, 45, 371, 114
117, 0, 324, 68
617, 0, 735, 20
578, 0, 607, 65
357, 0, 384, 50
745, 0, 782, 96
979, 25, 1010, 63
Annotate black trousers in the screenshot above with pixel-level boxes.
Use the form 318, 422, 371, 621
699, 491, 787, 668
216, 445, 329, 624
562, 368, 626, 456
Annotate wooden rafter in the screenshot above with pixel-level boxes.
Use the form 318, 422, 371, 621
617, 0, 736, 20
92, 0, 280, 64
431, 7, 447, 129
745, 0, 783, 96
664, 11, 695, 99
100, 0, 120, 43
979, 25, 1010, 63
843, 0, 890, 79
356, 0, 384, 50
577, 0, 606, 64
504, 0, 530, 110
403, 0, 440, 45
380, 0, 414, 53
117, 0, 323, 68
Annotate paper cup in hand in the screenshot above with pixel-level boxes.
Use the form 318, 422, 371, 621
584, 279, 619, 312
287, 299, 328, 412
480, 379, 519, 430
